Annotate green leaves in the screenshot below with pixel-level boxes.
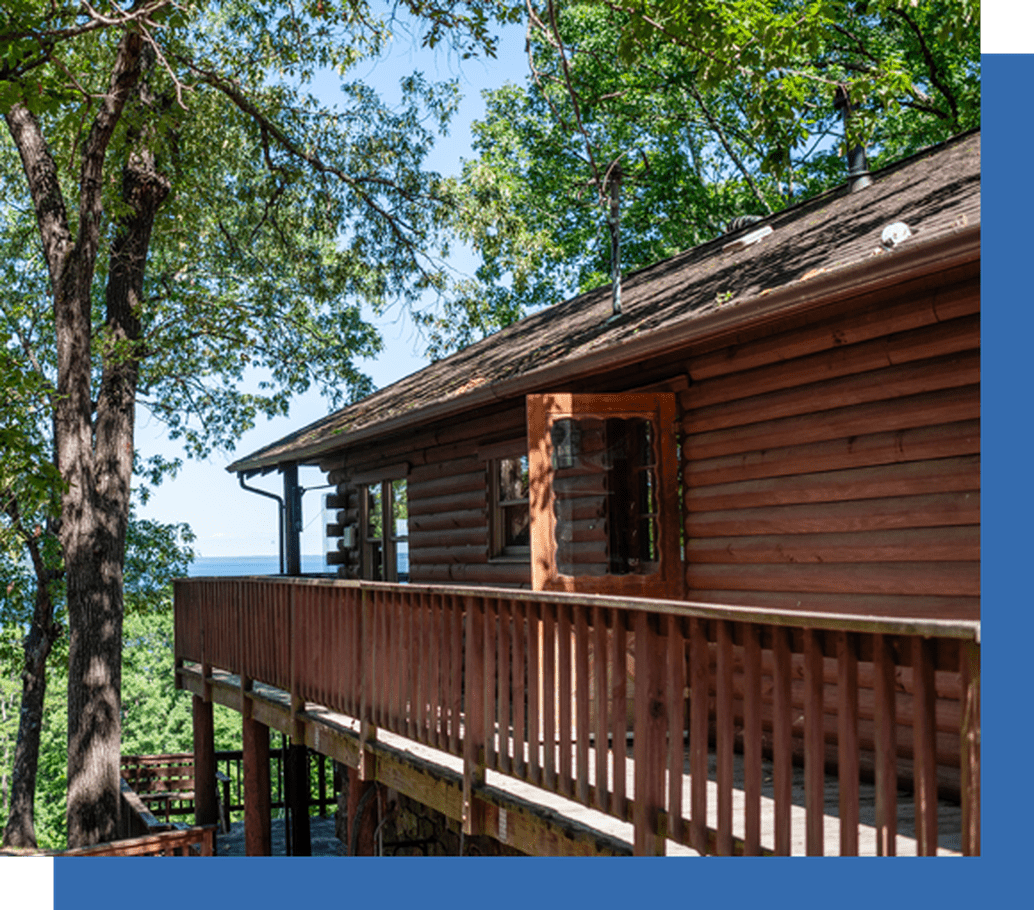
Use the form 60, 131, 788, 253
433, 1, 978, 354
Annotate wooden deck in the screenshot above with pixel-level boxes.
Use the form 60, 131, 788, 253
174, 576, 979, 856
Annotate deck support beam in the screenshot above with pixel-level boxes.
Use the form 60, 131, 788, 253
347, 768, 378, 855
243, 713, 272, 856
192, 695, 219, 829
286, 742, 312, 856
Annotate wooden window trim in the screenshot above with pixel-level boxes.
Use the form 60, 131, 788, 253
527, 392, 682, 599
360, 478, 409, 582
487, 446, 531, 563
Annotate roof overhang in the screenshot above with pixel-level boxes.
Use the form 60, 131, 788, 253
228, 222, 980, 476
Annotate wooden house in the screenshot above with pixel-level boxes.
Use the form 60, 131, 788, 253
231, 130, 979, 622
177, 131, 979, 856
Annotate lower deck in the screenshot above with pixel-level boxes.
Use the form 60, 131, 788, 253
186, 665, 962, 857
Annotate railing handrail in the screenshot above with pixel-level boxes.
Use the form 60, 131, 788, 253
174, 575, 980, 855
175, 575, 980, 641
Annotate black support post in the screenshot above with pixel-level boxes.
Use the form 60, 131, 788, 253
283, 463, 302, 576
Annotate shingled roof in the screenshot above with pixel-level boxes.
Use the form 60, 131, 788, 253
229, 130, 980, 475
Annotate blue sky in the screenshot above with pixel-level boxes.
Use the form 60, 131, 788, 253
135, 19, 530, 559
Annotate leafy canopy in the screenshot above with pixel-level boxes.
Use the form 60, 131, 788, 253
423, 0, 978, 356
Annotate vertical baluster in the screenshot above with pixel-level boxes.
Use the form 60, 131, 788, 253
450, 593, 463, 756
575, 603, 590, 806
593, 604, 608, 814
773, 625, 792, 856
406, 592, 416, 740
393, 591, 403, 732
558, 602, 572, 797
913, 635, 938, 856
666, 614, 685, 846
463, 595, 485, 836
716, 619, 733, 856
960, 637, 980, 856
498, 599, 512, 775
431, 593, 444, 750
612, 610, 627, 820
633, 611, 666, 856
543, 601, 556, 791
837, 630, 860, 856
804, 628, 824, 856
416, 592, 427, 743
513, 600, 527, 780
689, 617, 708, 854
437, 592, 447, 747
743, 622, 762, 856
352, 586, 362, 719
484, 597, 497, 770
873, 633, 897, 855
379, 589, 389, 728
528, 602, 541, 786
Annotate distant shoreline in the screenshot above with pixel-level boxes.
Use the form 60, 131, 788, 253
187, 555, 328, 576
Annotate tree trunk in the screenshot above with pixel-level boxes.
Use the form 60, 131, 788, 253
65, 129, 169, 847
4, 28, 152, 847
1, 558, 60, 848
0, 495, 62, 849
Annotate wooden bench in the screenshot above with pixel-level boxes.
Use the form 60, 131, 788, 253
120, 753, 231, 831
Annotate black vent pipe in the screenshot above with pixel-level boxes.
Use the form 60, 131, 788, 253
834, 84, 872, 193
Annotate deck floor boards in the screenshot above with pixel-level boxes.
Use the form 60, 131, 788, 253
206, 669, 961, 856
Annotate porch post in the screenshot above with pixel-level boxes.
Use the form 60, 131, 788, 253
192, 695, 218, 828
347, 767, 378, 856
286, 741, 312, 855
243, 715, 272, 856
283, 463, 302, 576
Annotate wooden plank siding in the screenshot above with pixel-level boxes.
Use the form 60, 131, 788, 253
321, 401, 532, 588
679, 279, 979, 796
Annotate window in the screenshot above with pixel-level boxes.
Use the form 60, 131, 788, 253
527, 393, 682, 598
361, 478, 409, 581
489, 454, 530, 560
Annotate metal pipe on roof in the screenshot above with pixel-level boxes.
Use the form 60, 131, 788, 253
227, 223, 979, 474
834, 84, 872, 193
608, 164, 623, 318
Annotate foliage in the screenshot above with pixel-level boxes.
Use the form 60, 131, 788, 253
423, 0, 979, 355
0, 510, 196, 848
0, 0, 521, 843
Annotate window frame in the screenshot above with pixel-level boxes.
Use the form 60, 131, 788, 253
482, 439, 531, 563
526, 392, 682, 598
354, 465, 409, 582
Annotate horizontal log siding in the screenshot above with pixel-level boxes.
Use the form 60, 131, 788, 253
323, 402, 531, 588
681, 280, 979, 794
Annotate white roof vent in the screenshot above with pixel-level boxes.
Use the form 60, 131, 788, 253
723, 224, 773, 253
881, 222, 913, 249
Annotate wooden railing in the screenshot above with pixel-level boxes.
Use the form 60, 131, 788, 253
174, 576, 980, 856
4, 827, 215, 857
212, 748, 336, 820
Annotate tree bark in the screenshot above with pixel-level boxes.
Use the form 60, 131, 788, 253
65, 128, 172, 847
0, 500, 62, 849
5, 27, 151, 847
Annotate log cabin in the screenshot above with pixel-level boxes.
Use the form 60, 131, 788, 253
175, 130, 980, 856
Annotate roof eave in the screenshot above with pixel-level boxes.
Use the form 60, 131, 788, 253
228, 221, 980, 475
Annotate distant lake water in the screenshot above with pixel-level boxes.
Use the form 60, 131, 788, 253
187, 550, 408, 578
187, 555, 330, 577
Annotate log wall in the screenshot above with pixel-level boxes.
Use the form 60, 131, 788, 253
320, 401, 532, 588
680, 272, 979, 620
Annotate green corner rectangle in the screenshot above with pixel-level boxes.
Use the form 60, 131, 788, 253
0, 856, 53, 905
980, 0, 1034, 52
